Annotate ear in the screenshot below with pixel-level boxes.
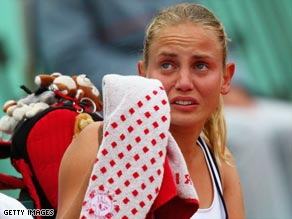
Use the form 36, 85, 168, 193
221, 62, 235, 95
138, 60, 146, 77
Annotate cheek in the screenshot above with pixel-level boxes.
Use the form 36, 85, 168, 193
199, 74, 222, 100
147, 71, 173, 92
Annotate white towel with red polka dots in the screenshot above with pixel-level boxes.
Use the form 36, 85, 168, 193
80, 74, 198, 219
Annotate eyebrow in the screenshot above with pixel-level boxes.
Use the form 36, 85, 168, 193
158, 52, 177, 58
158, 51, 212, 59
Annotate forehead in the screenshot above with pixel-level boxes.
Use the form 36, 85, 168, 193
150, 22, 221, 57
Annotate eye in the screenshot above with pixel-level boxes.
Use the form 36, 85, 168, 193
195, 62, 208, 70
161, 62, 173, 70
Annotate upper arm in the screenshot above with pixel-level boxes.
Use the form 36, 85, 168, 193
221, 152, 245, 219
56, 121, 102, 219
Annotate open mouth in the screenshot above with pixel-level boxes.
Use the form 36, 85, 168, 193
174, 100, 195, 105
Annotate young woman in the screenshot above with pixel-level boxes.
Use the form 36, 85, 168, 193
56, 3, 245, 219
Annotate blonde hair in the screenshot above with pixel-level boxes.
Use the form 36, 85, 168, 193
142, 3, 230, 164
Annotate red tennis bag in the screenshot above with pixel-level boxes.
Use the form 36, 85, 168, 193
11, 102, 102, 218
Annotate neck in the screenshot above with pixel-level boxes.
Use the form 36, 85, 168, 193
169, 125, 202, 161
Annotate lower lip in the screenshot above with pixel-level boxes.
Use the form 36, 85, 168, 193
171, 103, 199, 112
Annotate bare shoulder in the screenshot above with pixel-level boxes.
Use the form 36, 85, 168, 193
61, 121, 102, 164
220, 150, 239, 187
220, 149, 245, 218
57, 121, 103, 218
60, 120, 103, 179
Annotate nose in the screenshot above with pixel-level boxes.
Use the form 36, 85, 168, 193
174, 68, 194, 91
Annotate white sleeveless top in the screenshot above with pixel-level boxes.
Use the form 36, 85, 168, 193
191, 137, 228, 219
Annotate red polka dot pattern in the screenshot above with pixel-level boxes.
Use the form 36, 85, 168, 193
80, 75, 170, 219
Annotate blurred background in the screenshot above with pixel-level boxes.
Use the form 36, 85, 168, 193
0, 0, 291, 218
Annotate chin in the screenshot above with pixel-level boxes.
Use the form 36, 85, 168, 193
171, 115, 198, 128
170, 110, 208, 128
